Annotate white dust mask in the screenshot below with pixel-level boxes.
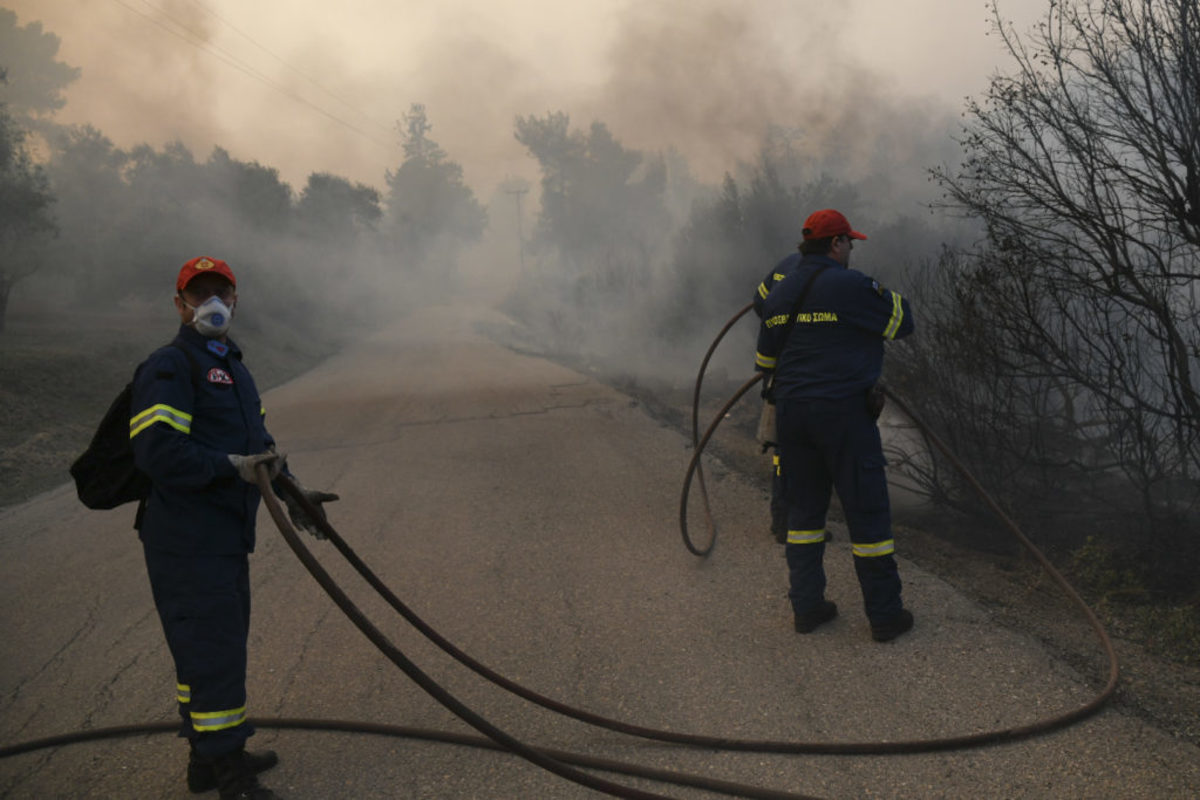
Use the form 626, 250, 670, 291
188, 295, 234, 338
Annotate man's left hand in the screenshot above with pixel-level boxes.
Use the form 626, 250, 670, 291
285, 488, 340, 540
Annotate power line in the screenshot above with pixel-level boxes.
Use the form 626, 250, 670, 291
176, 0, 396, 139
107, 0, 395, 153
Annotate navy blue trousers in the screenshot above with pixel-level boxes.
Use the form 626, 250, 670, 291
776, 396, 903, 625
143, 545, 254, 757
770, 450, 788, 538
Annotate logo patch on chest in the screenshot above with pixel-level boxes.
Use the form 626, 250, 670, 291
207, 368, 234, 385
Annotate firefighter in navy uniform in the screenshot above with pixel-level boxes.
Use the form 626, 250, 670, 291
131, 256, 337, 799
755, 210, 915, 642
752, 252, 801, 544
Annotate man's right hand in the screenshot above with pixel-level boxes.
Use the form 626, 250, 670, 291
228, 452, 282, 483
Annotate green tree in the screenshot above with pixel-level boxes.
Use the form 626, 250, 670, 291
0, 98, 56, 332
383, 103, 486, 274
119, 141, 215, 294
207, 148, 293, 232
41, 124, 130, 301
508, 112, 672, 354
514, 113, 669, 272
0, 9, 80, 122
296, 172, 381, 240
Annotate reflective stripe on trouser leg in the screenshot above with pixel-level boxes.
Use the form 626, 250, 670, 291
809, 398, 902, 624
777, 403, 834, 619
191, 706, 248, 732
787, 529, 826, 545
852, 540, 894, 558
769, 452, 788, 538
778, 396, 903, 622
143, 546, 254, 757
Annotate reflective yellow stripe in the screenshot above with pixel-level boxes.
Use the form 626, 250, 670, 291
772, 453, 781, 476
260, 405, 266, 416
787, 529, 826, 545
177, 683, 191, 704
130, 404, 192, 438
883, 291, 904, 339
853, 539, 895, 557
758, 282, 769, 299
191, 706, 247, 732
756, 352, 777, 369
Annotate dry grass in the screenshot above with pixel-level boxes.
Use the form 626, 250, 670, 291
0, 307, 337, 508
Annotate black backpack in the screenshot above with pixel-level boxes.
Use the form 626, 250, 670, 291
70, 342, 200, 510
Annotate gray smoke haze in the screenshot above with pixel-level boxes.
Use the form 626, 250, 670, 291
3, 0, 1046, 190
597, 0, 844, 177
2, 0, 1045, 389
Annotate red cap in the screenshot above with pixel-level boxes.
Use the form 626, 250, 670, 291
176, 256, 236, 292
801, 209, 867, 241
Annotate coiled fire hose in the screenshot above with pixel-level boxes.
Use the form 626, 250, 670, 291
679, 302, 1119, 735
2, 470, 820, 800
1, 304, 1119, 800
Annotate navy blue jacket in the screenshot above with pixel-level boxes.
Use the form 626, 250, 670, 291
131, 325, 275, 555
752, 252, 801, 319
755, 255, 914, 401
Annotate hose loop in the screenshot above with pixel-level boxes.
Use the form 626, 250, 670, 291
1, 303, 1119, 799
679, 305, 1120, 747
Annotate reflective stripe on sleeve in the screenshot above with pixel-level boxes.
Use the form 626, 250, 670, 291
130, 405, 192, 438
190, 706, 247, 732
787, 529, 826, 545
883, 291, 904, 339
756, 352, 777, 369
177, 683, 191, 704
852, 539, 896, 557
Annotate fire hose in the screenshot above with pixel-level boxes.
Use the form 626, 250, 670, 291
679, 302, 1119, 731
1, 303, 1119, 799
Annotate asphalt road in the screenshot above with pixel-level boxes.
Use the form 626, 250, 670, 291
2, 304, 1199, 799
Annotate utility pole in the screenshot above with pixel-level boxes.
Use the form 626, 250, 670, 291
504, 184, 528, 274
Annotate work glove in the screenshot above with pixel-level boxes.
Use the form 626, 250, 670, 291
759, 370, 775, 400
228, 451, 283, 484
284, 482, 340, 540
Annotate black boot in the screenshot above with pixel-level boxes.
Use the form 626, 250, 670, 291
794, 600, 838, 633
188, 744, 278, 793
206, 748, 282, 800
871, 608, 914, 642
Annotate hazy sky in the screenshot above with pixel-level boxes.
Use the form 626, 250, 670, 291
5, 0, 1047, 193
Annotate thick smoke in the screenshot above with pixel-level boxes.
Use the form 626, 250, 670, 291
3, 0, 1009, 386
2, 1, 1040, 190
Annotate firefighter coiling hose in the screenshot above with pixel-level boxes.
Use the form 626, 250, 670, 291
1, 305, 1119, 800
